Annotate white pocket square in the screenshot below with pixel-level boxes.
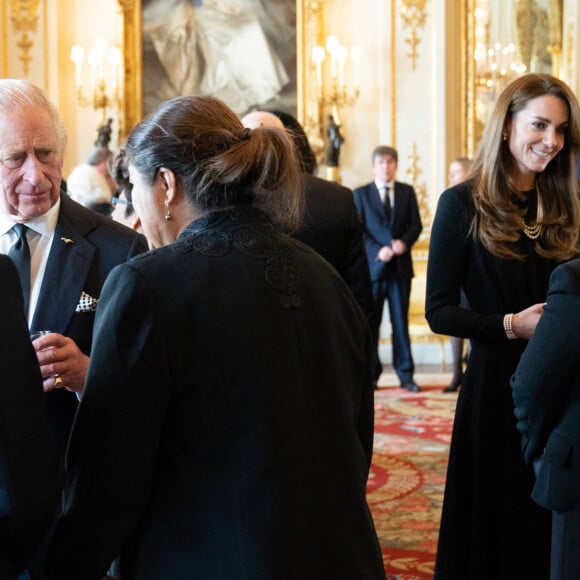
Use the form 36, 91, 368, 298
75, 291, 98, 312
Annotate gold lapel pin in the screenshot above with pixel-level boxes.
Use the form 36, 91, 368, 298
60, 237, 74, 244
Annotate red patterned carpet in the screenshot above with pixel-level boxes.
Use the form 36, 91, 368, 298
367, 385, 457, 580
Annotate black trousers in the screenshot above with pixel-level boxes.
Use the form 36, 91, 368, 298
371, 271, 414, 383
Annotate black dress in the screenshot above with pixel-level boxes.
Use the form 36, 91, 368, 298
426, 184, 555, 580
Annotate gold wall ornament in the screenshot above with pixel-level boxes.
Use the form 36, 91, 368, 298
405, 142, 430, 227
71, 39, 122, 127
400, 0, 428, 71
8, 0, 41, 76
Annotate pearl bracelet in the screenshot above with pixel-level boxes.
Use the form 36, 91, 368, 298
503, 313, 517, 340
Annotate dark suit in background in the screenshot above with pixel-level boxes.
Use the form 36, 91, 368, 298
0, 255, 63, 579
241, 109, 375, 335
353, 179, 422, 385
512, 258, 580, 580
293, 173, 375, 329
34, 191, 148, 452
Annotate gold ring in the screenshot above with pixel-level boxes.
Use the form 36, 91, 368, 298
54, 376, 63, 389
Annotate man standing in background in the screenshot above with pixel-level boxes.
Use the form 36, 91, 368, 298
353, 146, 422, 391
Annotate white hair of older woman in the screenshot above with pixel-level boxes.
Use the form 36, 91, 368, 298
67, 163, 113, 207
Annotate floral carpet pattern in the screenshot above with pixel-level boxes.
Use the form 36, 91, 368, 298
367, 386, 457, 580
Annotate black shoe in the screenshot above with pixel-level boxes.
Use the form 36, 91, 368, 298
401, 381, 421, 392
442, 375, 462, 393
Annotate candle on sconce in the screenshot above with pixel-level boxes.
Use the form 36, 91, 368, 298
312, 45, 325, 90
326, 35, 339, 80
87, 46, 97, 90
95, 38, 108, 84
336, 45, 347, 89
351, 45, 362, 89
109, 47, 121, 92
70, 45, 84, 89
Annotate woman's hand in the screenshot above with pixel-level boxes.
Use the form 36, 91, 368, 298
512, 302, 546, 340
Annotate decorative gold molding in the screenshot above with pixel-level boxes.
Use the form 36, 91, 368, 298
299, 0, 324, 155
400, 0, 428, 71
8, 0, 41, 75
117, 0, 142, 140
405, 142, 430, 228
118, 0, 316, 144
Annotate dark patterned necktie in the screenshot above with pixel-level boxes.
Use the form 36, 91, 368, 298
383, 186, 392, 224
8, 223, 31, 315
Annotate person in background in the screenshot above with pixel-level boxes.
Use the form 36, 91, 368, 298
85, 146, 117, 196
512, 257, 580, 580
44, 94, 385, 580
66, 163, 113, 217
426, 72, 580, 580
241, 109, 375, 335
109, 147, 142, 232
442, 156, 473, 393
0, 254, 63, 580
353, 146, 423, 391
0, 78, 148, 454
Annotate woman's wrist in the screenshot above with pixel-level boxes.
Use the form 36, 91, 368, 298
503, 313, 517, 339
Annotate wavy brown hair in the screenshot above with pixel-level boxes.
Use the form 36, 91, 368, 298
126, 95, 304, 234
469, 73, 580, 260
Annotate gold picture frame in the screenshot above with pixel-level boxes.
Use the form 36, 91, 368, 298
116, 0, 322, 142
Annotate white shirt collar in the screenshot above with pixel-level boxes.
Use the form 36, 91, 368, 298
0, 196, 61, 237
375, 180, 394, 191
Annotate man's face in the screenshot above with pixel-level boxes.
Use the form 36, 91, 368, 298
0, 107, 63, 222
372, 154, 397, 184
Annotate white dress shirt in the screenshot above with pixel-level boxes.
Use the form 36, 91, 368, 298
375, 180, 394, 212
0, 198, 61, 324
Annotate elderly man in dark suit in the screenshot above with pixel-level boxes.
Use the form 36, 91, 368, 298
353, 146, 422, 391
241, 110, 375, 333
0, 79, 147, 450
0, 255, 63, 579
512, 258, 580, 580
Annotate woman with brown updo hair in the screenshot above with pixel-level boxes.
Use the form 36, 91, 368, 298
45, 95, 385, 580
427, 73, 580, 580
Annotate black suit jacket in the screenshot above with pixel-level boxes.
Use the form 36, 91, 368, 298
293, 174, 375, 327
0, 255, 63, 578
352, 181, 422, 281
512, 258, 580, 511
34, 193, 148, 450
45, 207, 385, 580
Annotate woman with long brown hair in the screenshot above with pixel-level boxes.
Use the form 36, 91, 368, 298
427, 73, 580, 579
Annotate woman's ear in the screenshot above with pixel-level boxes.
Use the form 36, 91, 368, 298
157, 167, 178, 203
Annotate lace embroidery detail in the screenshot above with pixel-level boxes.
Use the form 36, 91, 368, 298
265, 254, 302, 308
174, 207, 303, 308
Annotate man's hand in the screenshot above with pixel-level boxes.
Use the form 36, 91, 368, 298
31, 333, 89, 394
377, 245, 395, 262
391, 239, 408, 255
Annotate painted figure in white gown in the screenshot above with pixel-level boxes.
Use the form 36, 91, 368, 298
143, 0, 289, 116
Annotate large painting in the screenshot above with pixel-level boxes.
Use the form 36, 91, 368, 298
117, 0, 321, 139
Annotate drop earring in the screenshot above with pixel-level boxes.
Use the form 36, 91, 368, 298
164, 200, 172, 221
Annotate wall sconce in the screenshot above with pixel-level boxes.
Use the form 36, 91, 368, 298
312, 35, 361, 124
70, 38, 121, 129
